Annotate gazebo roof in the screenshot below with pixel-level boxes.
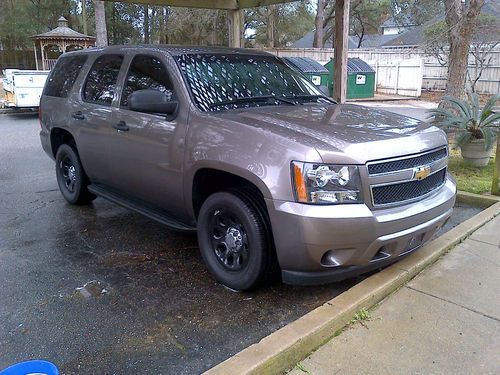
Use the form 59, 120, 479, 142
32, 16, 96, 41
101, 0, 295, 9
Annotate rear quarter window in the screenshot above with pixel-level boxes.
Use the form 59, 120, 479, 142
44, 55, 88, 98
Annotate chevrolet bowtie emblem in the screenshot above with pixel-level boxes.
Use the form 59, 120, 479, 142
414, 166, 431, 180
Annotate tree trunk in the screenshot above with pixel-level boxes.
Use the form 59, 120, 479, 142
151, 8, 157, 43
94, 0, 107, 47
82, 0, 88, 35
313, 0, 324, 48
111, 4, 116, 44
444, 0, 484, 100
446, 31, 470, 100
492, 134, 500, 195
159, 7, 166, 44
266, 5, 275, 48
357, 23, 364, 48
163, 7, 170, 44
144, 5, 150, 44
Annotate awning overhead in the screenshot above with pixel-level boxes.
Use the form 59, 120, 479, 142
101, 0, 295, 9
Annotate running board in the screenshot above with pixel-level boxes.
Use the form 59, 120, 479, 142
88, 184, 196, 232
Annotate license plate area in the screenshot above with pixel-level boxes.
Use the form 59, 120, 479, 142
401, 233, 425, 255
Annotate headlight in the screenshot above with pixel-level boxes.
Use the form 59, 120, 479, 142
291, 161, 363, 204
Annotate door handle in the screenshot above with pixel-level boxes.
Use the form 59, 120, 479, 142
113, 121, 129, 132
72, 111, 85, 120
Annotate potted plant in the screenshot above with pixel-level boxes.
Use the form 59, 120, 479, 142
428, 92, 500, 167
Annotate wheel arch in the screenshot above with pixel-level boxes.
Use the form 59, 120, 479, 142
189, 163, 273, 220
50, 127, 76, 157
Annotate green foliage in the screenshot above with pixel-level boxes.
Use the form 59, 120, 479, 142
105, 2, 143, 44
246, 2, 315, 47
391, 0, 444, 26
167, 8, 228, 46
352, 307, 371, 322
422, 14, 500, 66
422, 20, 448, 60
351, 0, 391, 47
295, 362, 310, 374
428, 93, 500, 150
0, 0, 76, 50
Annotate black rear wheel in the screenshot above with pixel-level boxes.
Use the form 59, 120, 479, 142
55, 144, 95, 205
197, 190, 278, 291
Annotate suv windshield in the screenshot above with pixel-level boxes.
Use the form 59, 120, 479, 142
174, 53, 328, 112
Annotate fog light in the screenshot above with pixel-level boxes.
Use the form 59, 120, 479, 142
320, 248, 357, 267
321, 251, 340, 267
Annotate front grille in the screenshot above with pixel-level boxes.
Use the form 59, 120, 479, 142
372, 168, 447, 205
368, 148, 447, 175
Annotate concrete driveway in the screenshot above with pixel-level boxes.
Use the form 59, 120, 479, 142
0, 112, 480, 374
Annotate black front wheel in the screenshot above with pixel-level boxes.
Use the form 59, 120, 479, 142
55, 144, 95, 205
197, 190, 278, 291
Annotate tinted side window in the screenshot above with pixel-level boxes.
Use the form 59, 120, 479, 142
121, 55, 173, 107
44, 55, 87, 98
83, 55, 123, 105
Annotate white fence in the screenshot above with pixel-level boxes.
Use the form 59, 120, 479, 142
263, 47, 500, 96
421, 50, 500, 94
370, 59, 423, 97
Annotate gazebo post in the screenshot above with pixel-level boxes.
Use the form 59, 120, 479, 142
33, 44, 39, 70
228, 9, 242, 48
40, 42, 46, 70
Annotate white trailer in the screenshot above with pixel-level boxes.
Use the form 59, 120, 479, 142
2, 69, 49, 108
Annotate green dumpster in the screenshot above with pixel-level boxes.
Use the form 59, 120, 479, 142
324, 58, 375, 99
282, 57, 330, 90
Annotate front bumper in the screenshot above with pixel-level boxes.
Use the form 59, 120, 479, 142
266, 177, 456, 285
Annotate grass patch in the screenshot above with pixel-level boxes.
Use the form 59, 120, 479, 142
295, 362, 310, 374
352, 307, 371, 322
448, 149, 495, 194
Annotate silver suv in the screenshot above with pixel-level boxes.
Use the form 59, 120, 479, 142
39, 46, 456, 291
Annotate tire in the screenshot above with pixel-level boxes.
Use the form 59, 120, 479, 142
55, 144, 96, 205
197, 190, 278, 291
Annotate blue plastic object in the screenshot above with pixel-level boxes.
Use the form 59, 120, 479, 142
0, 360, 58, 375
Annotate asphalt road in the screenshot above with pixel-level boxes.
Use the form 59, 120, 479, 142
0, 112, 481, 374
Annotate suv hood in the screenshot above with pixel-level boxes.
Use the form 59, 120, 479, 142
212, 103, 447, 164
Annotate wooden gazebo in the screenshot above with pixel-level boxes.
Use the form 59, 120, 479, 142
32, 16, 95, 70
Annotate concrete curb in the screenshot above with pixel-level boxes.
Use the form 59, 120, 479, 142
205, 192, 500, 375
456, 190, 500, 207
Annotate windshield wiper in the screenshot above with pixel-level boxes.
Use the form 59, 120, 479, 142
209, 95, 297, 109
286, 94, 337, 104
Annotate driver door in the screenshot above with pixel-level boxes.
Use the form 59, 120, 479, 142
106, 53, 187, 216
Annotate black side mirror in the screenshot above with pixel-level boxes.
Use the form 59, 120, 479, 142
128, 89, 178, 115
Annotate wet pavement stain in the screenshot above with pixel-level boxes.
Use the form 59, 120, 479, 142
0, 114, 483, 374
74, 280, 109, 299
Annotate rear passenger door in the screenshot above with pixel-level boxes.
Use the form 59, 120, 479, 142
107, 54, 187, 216
72, 54, 124, 185
41, 54, 87, 155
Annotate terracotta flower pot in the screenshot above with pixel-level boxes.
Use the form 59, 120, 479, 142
460, 138, 494, 167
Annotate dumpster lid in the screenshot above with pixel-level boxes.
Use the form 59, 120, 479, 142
347, 58, 375, 73
283, 57, 329, 74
